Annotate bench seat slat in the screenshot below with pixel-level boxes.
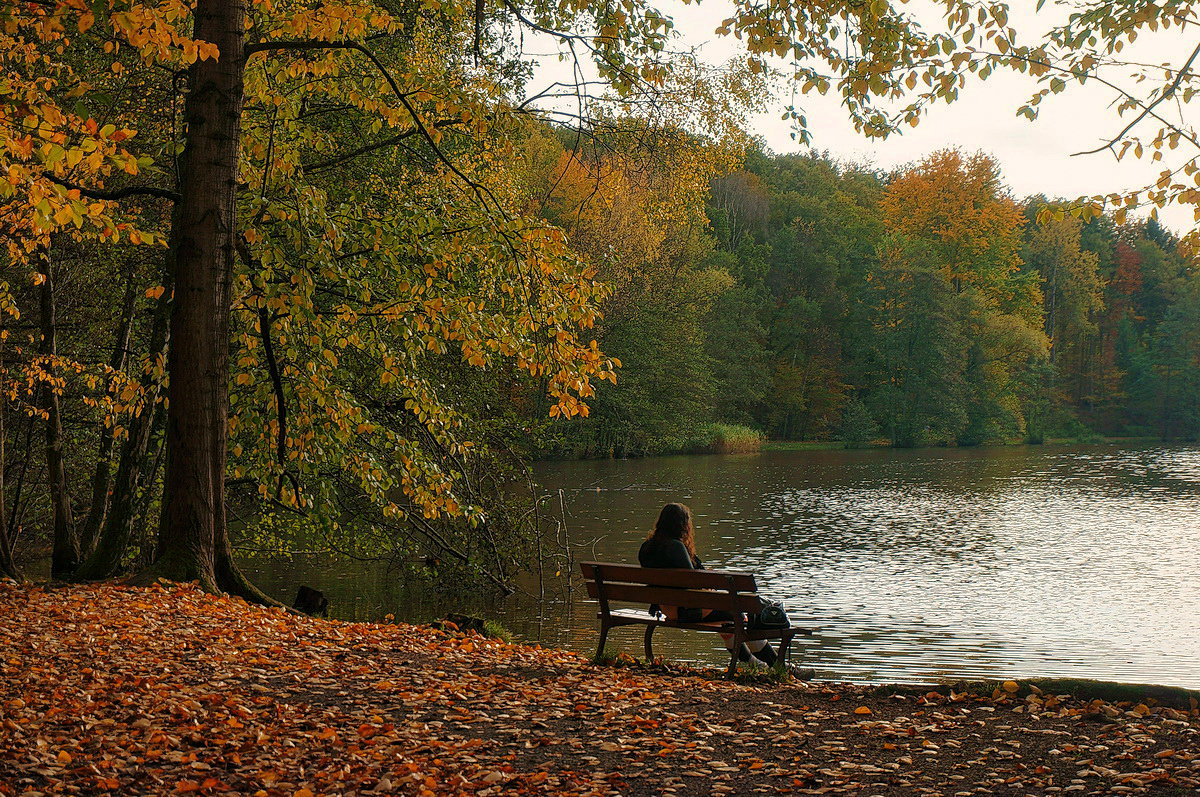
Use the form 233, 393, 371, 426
581, 561, 756, 592
585, 581, 762, 613
606, 608, 737, 629
603, 609, 809, 640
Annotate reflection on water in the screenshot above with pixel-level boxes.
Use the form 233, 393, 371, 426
246, 444, 1200, 688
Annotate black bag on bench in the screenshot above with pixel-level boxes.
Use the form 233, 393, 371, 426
749, 599, 790, 629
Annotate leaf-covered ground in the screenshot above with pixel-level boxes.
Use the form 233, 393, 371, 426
2, 583, 1198, 796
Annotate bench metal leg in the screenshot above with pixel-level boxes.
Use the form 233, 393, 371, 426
726, 644, 739, 677
643, 625, 656, 662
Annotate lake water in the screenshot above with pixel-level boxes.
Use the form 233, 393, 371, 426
246, 444, 1200, 688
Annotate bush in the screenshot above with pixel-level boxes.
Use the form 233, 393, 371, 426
592, 646, 639, 667
482, 620, 514, 643
687, 423, 765, 454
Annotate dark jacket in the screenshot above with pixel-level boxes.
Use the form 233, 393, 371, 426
638, 537, 700, 570
638, 537, 703, 620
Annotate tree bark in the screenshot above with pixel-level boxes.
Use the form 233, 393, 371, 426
40, 255, 79, 579
142, 0, 244, 592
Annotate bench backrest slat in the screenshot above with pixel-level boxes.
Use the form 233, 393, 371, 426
580, 561, 757, 592
584, 581, 762, 613
581, 561, 763, 616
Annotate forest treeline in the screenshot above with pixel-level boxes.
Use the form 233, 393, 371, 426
548, 147, 1200, 456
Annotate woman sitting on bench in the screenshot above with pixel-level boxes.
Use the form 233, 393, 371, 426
638, 502, 779, 668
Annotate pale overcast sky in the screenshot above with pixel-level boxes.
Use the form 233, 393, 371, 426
526, 1, 1198, 235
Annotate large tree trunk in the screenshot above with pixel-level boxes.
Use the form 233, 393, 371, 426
41, 255, 79, 579
140, 0, 261, 598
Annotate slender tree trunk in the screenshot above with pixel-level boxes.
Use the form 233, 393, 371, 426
6, 389, 38, 546
78, 273, 138, 558
132, 402, 168, 569
40, 255, 78, 579
76, 286, 170, 580
140, 0, 274, 604
0, 321, 20, 581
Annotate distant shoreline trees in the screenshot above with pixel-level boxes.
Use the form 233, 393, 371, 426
548, 147, 1200, 456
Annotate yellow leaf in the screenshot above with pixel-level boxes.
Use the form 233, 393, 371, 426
853, 706, 872, 715
146, 286, 165, 300
54, 205, 76, 226
1002, 680, 1020, 693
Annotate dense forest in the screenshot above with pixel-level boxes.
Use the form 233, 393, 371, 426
2, 0, 1199, 595
551, 147, 1200, 456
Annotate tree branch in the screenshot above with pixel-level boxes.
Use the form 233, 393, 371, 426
235, 241, 292, 499
244, 34, 387, 56
42, 172, 180, 202
304, 123, 461, 174
343, 42, 505, 211
245, 37, 504, 212
257, 305, 289, 478
1072, 41, 1200, 156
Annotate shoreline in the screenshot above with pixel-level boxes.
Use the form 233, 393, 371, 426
536, 435, 1181, 461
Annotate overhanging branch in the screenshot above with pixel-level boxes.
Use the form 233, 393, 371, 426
303, 122, 464, 174
245, 34, 386, 56
42, 172, 180, 202
1072, 41, 1200, 157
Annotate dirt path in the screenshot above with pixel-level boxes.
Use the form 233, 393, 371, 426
1, 583, 1197, 795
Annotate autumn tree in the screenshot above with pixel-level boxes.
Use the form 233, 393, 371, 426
1021, 203, 1103, 438
535, 131, 737, 455
0, 4, 183, 581
115, 0, 990, 589
2, 1, 622, 591
758, 154, 884, 440
878, 150, 1047, 445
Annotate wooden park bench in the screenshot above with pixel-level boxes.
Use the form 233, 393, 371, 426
580, 561, 811, 676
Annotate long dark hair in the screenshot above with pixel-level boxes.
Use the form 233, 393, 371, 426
647, 502, 698, 563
